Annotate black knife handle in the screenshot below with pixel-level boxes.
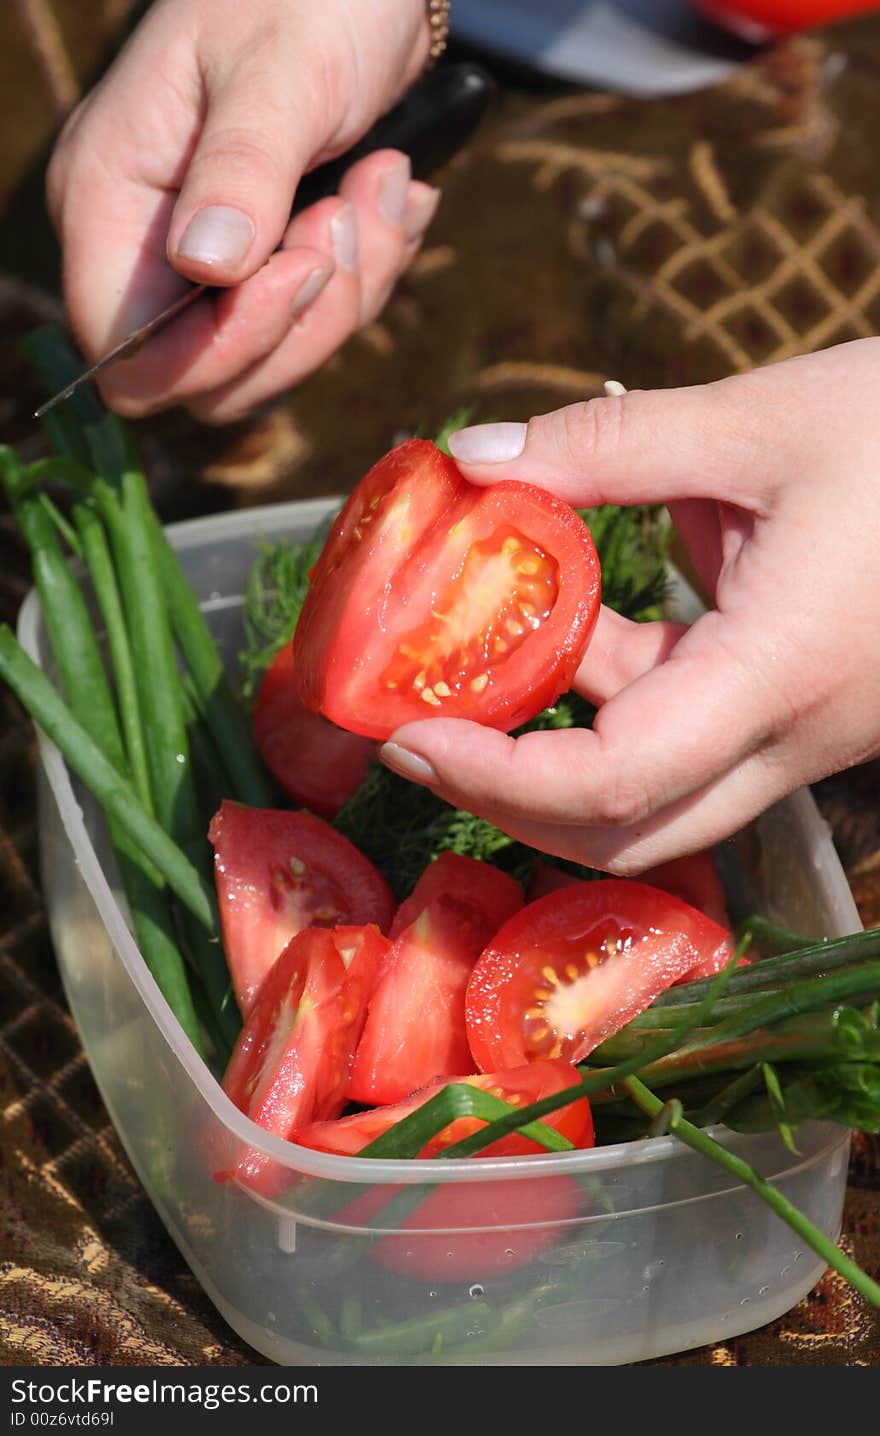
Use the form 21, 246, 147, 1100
292, 61, 494, 215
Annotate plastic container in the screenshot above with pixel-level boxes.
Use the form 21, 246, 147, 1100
19, 498, 861, 1367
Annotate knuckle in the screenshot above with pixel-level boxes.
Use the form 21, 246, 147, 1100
189, 124, 287, 188
560, 393, 628, 468
589, 768, 653, 828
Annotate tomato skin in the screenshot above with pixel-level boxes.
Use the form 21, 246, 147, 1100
209, 800, 394, 1016
295, 1060, 595, 1158
252, 642, 373, 818
466, 880, 732, 1071
292, 439, 601, 741
693, 0, 877, 36
221, 924, 389, 1194
390, 851, 523, 940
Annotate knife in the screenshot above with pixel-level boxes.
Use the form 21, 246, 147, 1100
35, 62, 494, 419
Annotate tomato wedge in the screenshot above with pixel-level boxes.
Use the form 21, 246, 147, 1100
295, 1060, 594, 1159
348, 896, 488, 1105
466, 880, 732, 1071
221, 924, 389, 1193
390, 851, 523, 939
349, 865, 523, 1106
292, 439, 601, 740
252, 641, 374, 819
209, 800, 395, 1016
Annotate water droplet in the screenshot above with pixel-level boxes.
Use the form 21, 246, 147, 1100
781, 1265, 792, 1277
469, 1284, 485, 1299
740, 1298, 750, 1306
758, 1286, 769, 1296
735, 1231, 743, 1241
175, 752, 185, 764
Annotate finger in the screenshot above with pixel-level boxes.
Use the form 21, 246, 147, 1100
445, 368, 805, 508
185, 196, 361, 424
573, 606, 688, 706
420, 743, 799, 876
165, 48, 320, 286
97, 246, 334, 416
338, 154, 440, 323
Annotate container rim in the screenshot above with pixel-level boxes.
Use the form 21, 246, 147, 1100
18, 497, 861, 1190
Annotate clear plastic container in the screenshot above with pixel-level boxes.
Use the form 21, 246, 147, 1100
18, 498, 861, 1367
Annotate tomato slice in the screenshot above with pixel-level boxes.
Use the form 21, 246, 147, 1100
466, 880, 732, 1071
390, 851, 523, 939
292, 439, 601, 740
252, 642, 374, 818
209, 800, 395, 1015
295, 1060, 594, 1159
221, 924, 389, 1193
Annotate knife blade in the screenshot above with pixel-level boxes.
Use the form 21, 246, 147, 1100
35, 62, 494, 419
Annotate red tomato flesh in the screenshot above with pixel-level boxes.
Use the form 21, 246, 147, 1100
390, 851, 523, 939
209, 800, 394, 1016
292, 439, 601, 740
466, 880, 732, 1071
295, 1060, 594, 1159
221, 924, 389, 1193
252, 641, 374, 818
349, 865, 523, 1105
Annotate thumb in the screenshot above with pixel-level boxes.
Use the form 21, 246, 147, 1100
165, 63, 318, 286
446, 371, 783, 509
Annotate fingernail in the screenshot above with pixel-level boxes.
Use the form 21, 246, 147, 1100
379, 742, 437, 785
378, 155, 412, 228
177, 206, 255, 266
404, 183, 441, 242
330, 202, 358, 271
448, 422, 527, 464
291, 264, 334, 317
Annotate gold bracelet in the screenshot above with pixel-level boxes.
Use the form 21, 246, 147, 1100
425, 0, 451, 68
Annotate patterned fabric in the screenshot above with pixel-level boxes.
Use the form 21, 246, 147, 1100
1, 12, 880, 1366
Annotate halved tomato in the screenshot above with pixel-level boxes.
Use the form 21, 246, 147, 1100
209, 800, 395, 1015
292, 439, 601, 741
466, 880, 732, 1071
390, 851, 523, 940
221, 924, 389, 1193
252, 642, 374, 818
295, 1060, 594, 1158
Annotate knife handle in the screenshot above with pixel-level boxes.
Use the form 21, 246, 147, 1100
292, 61, 494, 214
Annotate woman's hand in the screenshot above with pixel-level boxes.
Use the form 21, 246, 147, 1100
46, 0, 437, 421
380, 341, 880, 871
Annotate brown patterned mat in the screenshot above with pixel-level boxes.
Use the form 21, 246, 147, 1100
1, 9, 880, 1366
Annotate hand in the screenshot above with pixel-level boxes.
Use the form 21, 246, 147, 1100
379, 341, 880, 872
46, 0, 436, 421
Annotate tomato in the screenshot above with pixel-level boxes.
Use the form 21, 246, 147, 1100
693, 0, 877, 37
252, 641, 374, 818
390, 851, 523, 940
221, 924, 389, 1193
348, 895, 494, 1104
208, 800, 395, 1015
527, 861, 580, 903
640, 852, 729, 930
336, 1175, 582, 1283
466, 880, 732, 1071
295, 1060, 594, 1158
292, 439, 601, 741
